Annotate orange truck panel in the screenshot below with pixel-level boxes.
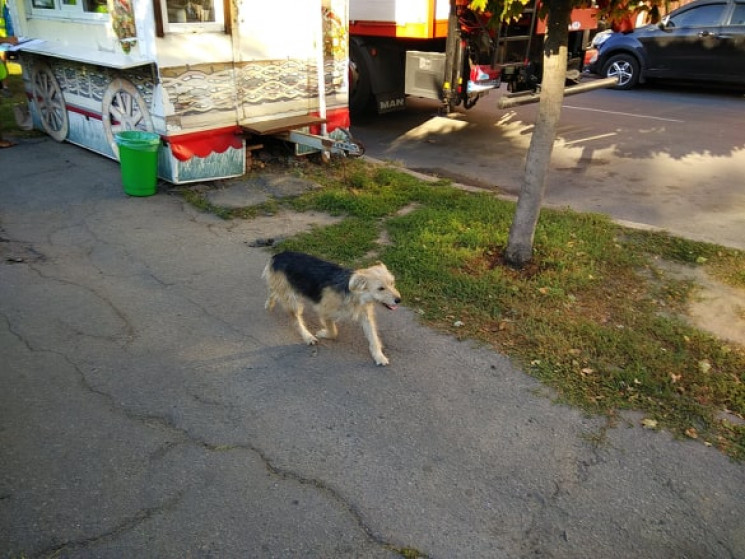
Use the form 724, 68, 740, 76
535, 8, 599, 34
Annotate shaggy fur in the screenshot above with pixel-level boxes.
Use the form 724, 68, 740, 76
263, 251, 401, 366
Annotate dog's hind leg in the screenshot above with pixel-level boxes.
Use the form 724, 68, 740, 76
292, 303, 319, 345
265, 292, 278, 311
360, 306, 388, 366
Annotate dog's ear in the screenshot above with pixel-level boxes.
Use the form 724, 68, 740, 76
349, 273, 367, 292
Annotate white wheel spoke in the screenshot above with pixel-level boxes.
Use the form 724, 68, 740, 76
102, 79, 153, 158
31, 64, 69, 141
109, 106, 124, 123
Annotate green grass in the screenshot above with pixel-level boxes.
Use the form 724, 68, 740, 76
181, 153, 745, 459
0, 73, 38, 140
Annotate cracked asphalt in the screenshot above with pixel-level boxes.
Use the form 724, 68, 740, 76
1, 137, 744, 558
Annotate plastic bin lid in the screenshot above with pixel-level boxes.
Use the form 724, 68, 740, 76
114, 131, 161, 146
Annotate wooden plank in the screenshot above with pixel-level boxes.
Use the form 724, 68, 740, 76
240, 115, 327, 136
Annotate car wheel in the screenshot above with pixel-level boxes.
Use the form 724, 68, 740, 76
602, 54, 639, 90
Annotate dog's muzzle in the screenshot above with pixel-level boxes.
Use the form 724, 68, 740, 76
384, 298, 401, 310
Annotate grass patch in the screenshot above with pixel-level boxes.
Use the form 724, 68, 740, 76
0, 74, 40, 140
181, 157, 745, 459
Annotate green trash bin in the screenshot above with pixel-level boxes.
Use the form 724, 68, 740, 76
115, 131, 161, 197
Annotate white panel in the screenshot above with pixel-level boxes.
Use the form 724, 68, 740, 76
350, 0, 430, 24
236, 0, 321, 60
395, 0, 429, 23
349, 0, 395, 21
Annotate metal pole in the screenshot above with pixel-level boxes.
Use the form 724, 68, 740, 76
497, 76, 619, 109
316, 4, 327, 137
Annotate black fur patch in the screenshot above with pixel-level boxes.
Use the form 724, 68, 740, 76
270, 251, 352, 303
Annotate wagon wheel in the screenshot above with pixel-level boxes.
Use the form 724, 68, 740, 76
102, 78, 154, 159
31, 63, 69, 142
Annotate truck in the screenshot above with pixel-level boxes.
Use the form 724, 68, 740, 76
348, 0, 599, 114
6, 0, 359, 184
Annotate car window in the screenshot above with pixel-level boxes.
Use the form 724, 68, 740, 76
729, 3, 745, 25
668, 3, 726, 26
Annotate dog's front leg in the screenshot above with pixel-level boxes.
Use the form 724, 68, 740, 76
316, 317, 338, 340
360, 306, 388, 366
292, 304, 318, 345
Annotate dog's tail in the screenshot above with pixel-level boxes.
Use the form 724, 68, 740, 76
262, 255, 277, 311
261, 254, 275, 281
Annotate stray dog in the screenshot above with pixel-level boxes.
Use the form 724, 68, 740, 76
263, 251, 401, 366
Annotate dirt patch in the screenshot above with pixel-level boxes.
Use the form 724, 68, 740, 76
657, 261, 745, 347
205, 173, 323, 209
236, 210, 342, 248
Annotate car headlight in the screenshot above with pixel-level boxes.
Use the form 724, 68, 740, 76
591, 30, 613, 49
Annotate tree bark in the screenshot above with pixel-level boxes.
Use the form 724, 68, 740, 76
504, 0, 573, 268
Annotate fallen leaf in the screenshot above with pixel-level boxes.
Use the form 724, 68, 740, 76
685, 427, 699, 439
641, 418, 658, 429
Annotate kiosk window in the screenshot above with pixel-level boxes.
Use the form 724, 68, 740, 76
29, 0, 108, 16
158, 0, 225, 32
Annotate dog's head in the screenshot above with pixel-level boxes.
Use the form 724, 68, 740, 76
349, 263, 401, 310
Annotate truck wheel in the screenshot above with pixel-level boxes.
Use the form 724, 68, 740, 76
602, 54, 639, 90
349, 41, 373, 115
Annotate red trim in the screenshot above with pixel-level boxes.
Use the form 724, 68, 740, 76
309, 108, 350, 136
66, 103, 105, 121
167, 126, 244, 161
26, 93, 104, 121
27, 91, 243, 160
349, 21, 398, 37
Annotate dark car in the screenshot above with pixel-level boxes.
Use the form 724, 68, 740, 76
586, 0, 745, 89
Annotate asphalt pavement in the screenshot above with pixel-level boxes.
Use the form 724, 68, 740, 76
1, 137, 744, 558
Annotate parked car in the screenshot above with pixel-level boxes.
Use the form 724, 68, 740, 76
586, 0, 745, 89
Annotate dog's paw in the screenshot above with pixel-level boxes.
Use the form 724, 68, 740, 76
315, 328, 337, 340
303, 335, 319, 346
373, 354, 390, 366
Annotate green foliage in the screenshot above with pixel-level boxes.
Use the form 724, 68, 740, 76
470, 0, 668, 26
0, 75, 40, 139
470, 0, 535, 22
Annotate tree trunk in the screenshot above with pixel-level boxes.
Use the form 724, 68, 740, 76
504, 0, 572, 268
